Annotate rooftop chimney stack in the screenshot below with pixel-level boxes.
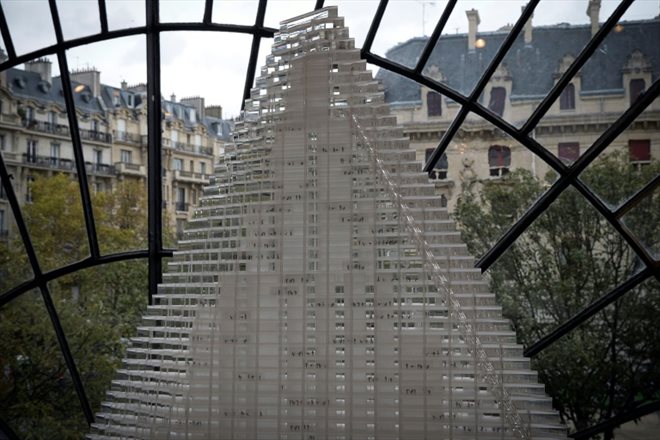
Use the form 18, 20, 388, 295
181, 96, 205, 119
522, 5, 533, 45
70, 67, 101, 97
587, 0, 601, 36
25, 58, 52, 84
121, 80, 128, 90
205, 105, 223, 119
466, 9, 480, 52
170, 93, 176, 102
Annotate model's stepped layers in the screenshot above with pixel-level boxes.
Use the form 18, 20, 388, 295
90, 7, 566, 440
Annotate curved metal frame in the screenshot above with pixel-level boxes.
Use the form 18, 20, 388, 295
0, 1, 657, 438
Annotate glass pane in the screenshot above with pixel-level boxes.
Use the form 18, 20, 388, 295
0, 177, 33, 294
2, 0, 57, 56
66, 36, 149, 255
579, 97, 659, 208
212, 0, 259, 25
0, 289, 88, 438
47, 260, 148, 418
530, 277, 660, 435
325, 0, 380, 50
264, 0, 316, 30
372, 0, 450, 68
6, 56, 90, 272
105, 0, 145, 30
417, 0, 524, 97
55, 0, 101, 41
440, 112, 554, 245
160, 0, 205, 23
621, 184, 659, 261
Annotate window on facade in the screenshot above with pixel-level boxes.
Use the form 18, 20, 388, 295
173, 158, 183, 170
0, 134, 5, 151
0, 208, 6, 237
177, 187, 186, 212
488, 145, 511, 177
425, 148, 448, 180
200, 162, 207, 175
26, 176, 35, 203
50, 143, 60, 166
116, 119, 126, 140
121, 149, 132, 164
629, 79, 646, 106
426, 91, 442, 117
559, 83, 575, 110
558, 142, 580, 164
488, 87, 506, 116
628, 139, 651, 169
26, 139, 37, 163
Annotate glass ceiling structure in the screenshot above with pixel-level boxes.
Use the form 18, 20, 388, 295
0, 1, 658, 439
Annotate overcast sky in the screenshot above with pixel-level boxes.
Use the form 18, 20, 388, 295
1, 0, 658, 118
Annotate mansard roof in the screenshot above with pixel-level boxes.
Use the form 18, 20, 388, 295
377, 18, 660, 104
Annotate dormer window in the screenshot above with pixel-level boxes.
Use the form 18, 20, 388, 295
113, 92, 120, 106
629, 79, 645, 106
189, 109, 196, 123
426, 91, 442, 117
488, 87, 506, 116
559, 84, 575, 110
127, 94, 134, 108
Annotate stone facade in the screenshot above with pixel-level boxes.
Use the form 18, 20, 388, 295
0, 61, 231, 240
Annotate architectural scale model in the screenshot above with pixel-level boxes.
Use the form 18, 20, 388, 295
90, 7, 566, 440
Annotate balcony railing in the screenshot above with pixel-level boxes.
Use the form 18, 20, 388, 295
114, 131, 143, 145
175, 201, 188, 212
22, 154, 76, 171
173, 169, 210, 183
162, 138, 213, 156
21, 119, 112, 143
85, 162, 114, 176
115, 161, 146, 176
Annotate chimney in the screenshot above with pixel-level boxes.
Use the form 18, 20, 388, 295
121, 80, 128, 90
522, 5, 533, 45
70, 67, 101, 97
25, 58, 52, 83
181, 96, 205, 120
170, 93, 176, 102
205, 105, 223, 119
466, 9, 480, 52
587, 0, 601, 36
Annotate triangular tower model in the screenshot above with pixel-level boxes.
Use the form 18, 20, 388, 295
91, 7, 566, 440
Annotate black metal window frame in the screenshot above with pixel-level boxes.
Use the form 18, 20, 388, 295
0, 1, 657, 438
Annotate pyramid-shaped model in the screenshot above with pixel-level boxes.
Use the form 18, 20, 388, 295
91, 7, 566, 440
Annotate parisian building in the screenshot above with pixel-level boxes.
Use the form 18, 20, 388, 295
0, 58, 231, 240
377, 0, 660, 211
90, 7, 566, 440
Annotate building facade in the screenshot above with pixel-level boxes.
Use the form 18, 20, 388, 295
377, 1, 660, 211
90, 8, 565, 440
0, 59, 231, 240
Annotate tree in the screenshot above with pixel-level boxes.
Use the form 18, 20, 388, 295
454, 152, 660, 436
0, 174, 151, 438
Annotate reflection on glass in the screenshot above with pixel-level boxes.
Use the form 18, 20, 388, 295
621, 184, 659, 261
66, 36, 149, 255
529, 277, 660, 435
0, 289, 87, 438
160, 0, 205, 23
212, 0, 259, 25
2, 1, 57, 55
0, 177, 33, 295
47, 260, 148, 420
55, 0, 101, 41
105, 0, 146, 30
579, 97, 659, 207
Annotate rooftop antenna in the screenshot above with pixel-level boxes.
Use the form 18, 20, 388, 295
417, 1, 436, 36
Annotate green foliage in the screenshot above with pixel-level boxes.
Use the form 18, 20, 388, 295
0, 174, 150, 439
454, 152, 660, 433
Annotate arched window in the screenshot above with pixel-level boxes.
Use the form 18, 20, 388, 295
426, 91, 442, 117
628, 139, 650, 170
559, 83, 575, 110
629, 79, 646, 106
425, 148, 448, 180
488, 145, 511, 177
488, 87, 506, 116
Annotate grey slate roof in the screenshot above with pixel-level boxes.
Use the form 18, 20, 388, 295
6, 67, 230, 140
376, 19, 660, 104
